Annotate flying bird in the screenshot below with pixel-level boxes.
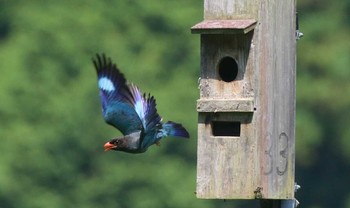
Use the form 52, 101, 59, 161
92, 54, 189, 153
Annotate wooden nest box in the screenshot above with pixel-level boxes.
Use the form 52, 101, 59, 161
192, 0, 296, 200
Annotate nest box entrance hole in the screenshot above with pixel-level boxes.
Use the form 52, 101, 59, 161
218, 56, 238, 82
212, 121, 241, 137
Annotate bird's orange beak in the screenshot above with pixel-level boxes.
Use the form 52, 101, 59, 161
104, 142, 116, 152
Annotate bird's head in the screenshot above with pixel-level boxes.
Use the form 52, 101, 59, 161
103, 138, 127, 151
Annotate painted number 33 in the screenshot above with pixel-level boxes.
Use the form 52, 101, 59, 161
264, 132, 289, 176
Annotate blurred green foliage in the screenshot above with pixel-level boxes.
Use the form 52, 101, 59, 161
0, 0, 349, 208
296, 1, 350, 208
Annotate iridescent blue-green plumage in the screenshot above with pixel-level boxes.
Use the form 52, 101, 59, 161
93, 54, 189, 153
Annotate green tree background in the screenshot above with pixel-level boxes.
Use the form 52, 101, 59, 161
0, 1, 349, 208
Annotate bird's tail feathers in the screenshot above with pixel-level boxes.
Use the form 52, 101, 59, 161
161, 121, 190, 138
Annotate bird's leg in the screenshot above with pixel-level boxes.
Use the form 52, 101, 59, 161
156, 141, 161, 146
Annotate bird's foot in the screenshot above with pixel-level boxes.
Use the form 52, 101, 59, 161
156, 141, 161, 146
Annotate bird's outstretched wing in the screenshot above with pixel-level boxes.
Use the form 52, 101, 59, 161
128, 84, 162, 149
92, 54, 143, 135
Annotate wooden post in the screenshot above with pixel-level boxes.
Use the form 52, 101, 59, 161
192, 0, 296, 202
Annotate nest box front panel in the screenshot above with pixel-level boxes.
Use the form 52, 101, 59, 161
196, 32, 258, 199
197, 112, 257, 199
199, 33, 254, 99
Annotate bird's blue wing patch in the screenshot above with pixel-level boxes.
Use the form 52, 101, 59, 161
129, 84, 147, 128
104, 101, 143, 135
129, 84, 162, 130
93, 54, 143, 135
128, 84, 162, 149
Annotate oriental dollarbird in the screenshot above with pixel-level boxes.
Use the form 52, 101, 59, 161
92, 54, 190, 153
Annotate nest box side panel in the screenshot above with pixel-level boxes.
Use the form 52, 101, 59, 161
254, 0, 296, 199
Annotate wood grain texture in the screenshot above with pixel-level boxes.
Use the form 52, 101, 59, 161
256, 0, 296, 199
197, 112, 255, 198
199, 33, 255, 99
195, 0, 296, 199
197, 98, 254, 112
204, 0, 259, 20
191, 19, 257, 34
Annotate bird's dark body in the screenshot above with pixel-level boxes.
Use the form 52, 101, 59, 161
92, 54, 189, 153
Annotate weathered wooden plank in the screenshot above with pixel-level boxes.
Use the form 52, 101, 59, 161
197, 98, 254, 112
191, 20, 257, 34
199, 33, 255, 99
197, 112, 256, 199
256, 0, 296, 199
204, 0, 260, 20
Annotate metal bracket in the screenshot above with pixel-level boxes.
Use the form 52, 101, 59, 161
296, 12, 304, 40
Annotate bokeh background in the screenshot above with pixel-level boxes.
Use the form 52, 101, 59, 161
0, 1, 349, 208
